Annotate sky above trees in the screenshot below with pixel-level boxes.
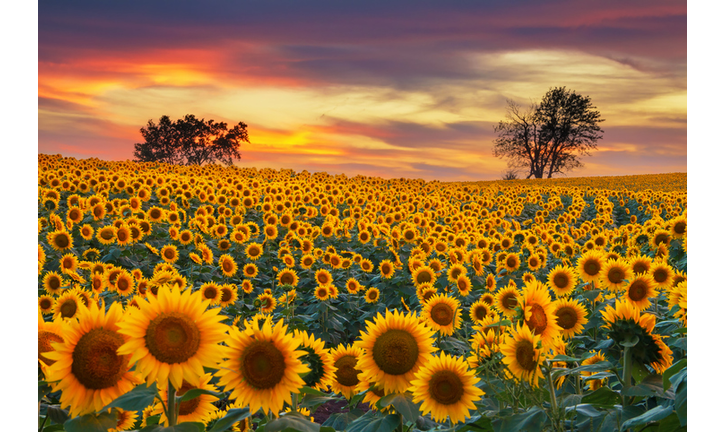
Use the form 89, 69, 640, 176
38, 0, 686, 180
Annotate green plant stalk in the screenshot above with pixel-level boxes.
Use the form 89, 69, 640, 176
545, 364, 560, 430
622, 346, 633, 407
292, 392, 298, 413
168, 380, 177, 426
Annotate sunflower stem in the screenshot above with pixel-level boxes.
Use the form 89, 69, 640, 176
622, 347, 633, 407
545, 363, 560, 430
292, 392, 298, 413
167, 380, 177, 426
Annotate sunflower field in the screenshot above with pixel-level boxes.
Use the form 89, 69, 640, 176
38, 154, 687, 432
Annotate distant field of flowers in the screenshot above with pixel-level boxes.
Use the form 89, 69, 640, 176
38, 154, 687, 432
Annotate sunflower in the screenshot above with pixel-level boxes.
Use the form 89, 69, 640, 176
315, 285, 331, 301
466, 326, 501, 368
629, 255, 652, 275
552, 298, 588, 339
200, 282, 221, 305
245, 242, 263, 261
116, 285, 228, 391
154, 373, 219, 425
446, 264, 467, 283
108, 408, 138, 432
241, 280, 254, 294
342, 278, 360, 294
580, 351, 608, 390
547, 265, 577, 297
422, 294, 461, 336
649, 261, 675, 290
494, 285, 520, 318
481, 292, 495, 306
330, 344, 364, 399
469, 298, 492, 324
364, 287, 380, 303
219, 254, 238, 277
200, 245, 214, 264
277, 269, 299, 287
47, 230, 74, 251
294, 329, 337, 391
410, 352, 484, 424
576, 250, 605, 283
53, 290, 86, 321
648, 334, 674, 374
672, 281, 687, 326
355, 309, 437, 393
599, 259, 633, 291
96, 226, 118, 246
412, 266, 437, 287
116, 225, 132, 246
160, 245, 179, 264
38, 311, 67, 371
455, 275, 472, 297
258, 293, 277, 313
79, 224, 94, 240
359, 258, 374, 273
669, 214, 687, 239
219, 284, 239, 307
43, 302, 143, 416
379, 260, 395, 279
39, 295, 56, 315
500, 323, 544, 387
503, 253, 521, 272
216, 318, 309, 415
623, 273, 657, 310
520, 280, 561, 346
485, 274, 496, 292
43, 271, 66, 295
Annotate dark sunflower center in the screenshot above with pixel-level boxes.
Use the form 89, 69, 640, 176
428, 370, 464, 405
416, 271, 432, 284
368, 290, 378, 300
117, 278, 129, 291
555, 307, 578, 330
145, 312, 201, 364
653, 269, 668, 283
654, 234, 668, 245
318, 287, 329, 298
526, 304, 548, 335
451, 269, 462, 279
40, 298, 53, 309
49, 277, 61, 290
608, 268, 624, 284
55, 234, 70, 248
204, 287, 217, 299
506, 257, 517, 268
38, 331, 64, 365
422, 291, 435, 301
584, 260, 600, 276
118, 230, 128, 241
164, 249, 175, 260
240, 340, 286, 390
372, 329, 419, 376
71, 328, 127, 389
101, 230, 114, 240
334, 355, 361, 387
633, 263, 648, 274
504, 293, 517, 309
176, 382, 201, 416
673, 222, 686, 234
223, 261, 233, 272
60, 300, 78, 318
221, 289, 232, 302
553, 274, 569, 289
629, 281, 648, 301
431, 303, 454, 326
474, 305, 488, 321
318, 274, 329, 284
515, 340, 537, 371
280, 273, 295, 284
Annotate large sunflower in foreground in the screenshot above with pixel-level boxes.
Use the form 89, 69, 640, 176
43, 302, 143, 416
330, 344, 364, 399
410, 352, 484, 425
623, 273, 657, 310
216, 319, 309, 414
500, 323, 544, 387
421, 294, 461, 336
38, 311, 67, 372
355, 309, 437, 393
116, 285, 228, 391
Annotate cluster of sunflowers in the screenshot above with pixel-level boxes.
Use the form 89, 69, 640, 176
38, 154, 687, 432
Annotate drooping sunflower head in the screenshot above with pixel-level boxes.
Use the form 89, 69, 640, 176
580, 350, 609, 391
410, 352, 484, 425
422, 294, 461, 337
547, 265, 577, 297
355, 309, 437, 394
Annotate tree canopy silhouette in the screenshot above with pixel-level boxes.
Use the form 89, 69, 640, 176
492, 87, 604, 179
133, 114, 250, 166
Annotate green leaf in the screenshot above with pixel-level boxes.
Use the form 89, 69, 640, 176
581, 386, 621, 407
582, 290, 602, 301
299, 386, 327, 396
346, 411, 402, 432
39, 381, 54, 402
177, 387, 222, 402
46, 405, 70, 424
657, 412, 687, 432
265, 411, 320, 432
456, 415, 494, 432
549, 354, 581, 362
620, 405, 673, 430
377, 392, 421, 424
493, 407, 546, 432
100, 382, 158, 413
300, 395, 339, 409
321, 409, 364, 430
622, 374, 676, 400
64, 411, 118, 432
208, 407, 251, 432
663, 359, 687, 392
675, 373, 687, 426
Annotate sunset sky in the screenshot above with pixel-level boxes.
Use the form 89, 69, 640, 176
38, 0, 686, 181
